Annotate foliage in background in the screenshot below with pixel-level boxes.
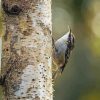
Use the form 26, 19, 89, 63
52, 0, 100, 100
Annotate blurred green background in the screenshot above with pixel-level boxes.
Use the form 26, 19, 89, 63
52, 0, 100, 100
0, 0, 100, 100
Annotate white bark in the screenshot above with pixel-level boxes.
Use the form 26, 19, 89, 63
1, 0, 53, 100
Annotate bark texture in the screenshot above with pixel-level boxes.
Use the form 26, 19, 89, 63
1, 0, 52, 100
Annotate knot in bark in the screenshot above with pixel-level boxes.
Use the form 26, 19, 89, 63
2, 3, 22, 15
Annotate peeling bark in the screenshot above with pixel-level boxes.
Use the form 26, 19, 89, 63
1, 0, 52, 100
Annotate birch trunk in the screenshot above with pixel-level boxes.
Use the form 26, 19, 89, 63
1, 0, 53, 100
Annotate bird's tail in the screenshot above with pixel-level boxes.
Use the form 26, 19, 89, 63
52, 68, 62, 79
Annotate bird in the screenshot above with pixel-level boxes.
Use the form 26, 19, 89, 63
52, 27, 75, 79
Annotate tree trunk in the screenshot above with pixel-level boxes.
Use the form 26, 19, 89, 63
1, 0, 53, 100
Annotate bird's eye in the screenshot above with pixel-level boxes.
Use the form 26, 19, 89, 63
67, 33, 75, 50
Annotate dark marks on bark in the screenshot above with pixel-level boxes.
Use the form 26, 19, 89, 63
4, 29, 9, 41
10, 35, 18, 53
2, 2, 22, 15
37, 20, 51, 35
